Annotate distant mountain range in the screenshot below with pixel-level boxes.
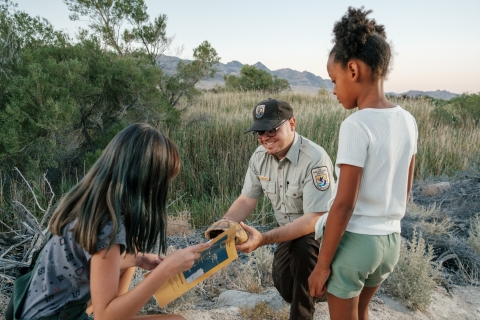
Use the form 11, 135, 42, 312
158, 55, 459, 100
385, 90, 459, 100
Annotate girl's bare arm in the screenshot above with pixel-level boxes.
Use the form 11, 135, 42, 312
406, 155, 416, 204
309, 164, 362, 297
89, 242, 211, 320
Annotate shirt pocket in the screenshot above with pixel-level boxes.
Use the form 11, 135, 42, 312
260, 180, 277, 203
285, 185, 303, 213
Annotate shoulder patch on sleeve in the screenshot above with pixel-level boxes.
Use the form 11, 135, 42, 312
311, 166, 330, 191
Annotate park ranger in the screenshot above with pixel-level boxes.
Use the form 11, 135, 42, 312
220, 98, 335, 320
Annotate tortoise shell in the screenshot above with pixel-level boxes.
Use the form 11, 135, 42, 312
205, 219, 248, 245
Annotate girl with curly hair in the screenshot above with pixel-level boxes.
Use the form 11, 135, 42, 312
308, 7, 418, 320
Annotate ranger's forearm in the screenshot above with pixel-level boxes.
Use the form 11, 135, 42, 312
261, 212, 324, 245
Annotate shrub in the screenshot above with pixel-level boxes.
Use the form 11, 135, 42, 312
468, 214, 480, 255
406, 203, 439, 221
431, 93, 480, 127
251, 245, 275, 287
238, 301, 289, 320
386, 230, 441, 310
407, 203, 453, 237
232, 256, 262, 293
166, 211, 193, 236
419, 218, 454, 237
224, 65, 290, 93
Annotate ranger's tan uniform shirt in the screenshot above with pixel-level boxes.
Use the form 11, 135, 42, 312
241, 133, 336, 226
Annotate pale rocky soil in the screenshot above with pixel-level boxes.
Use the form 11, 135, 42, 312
175, 285, 480, 319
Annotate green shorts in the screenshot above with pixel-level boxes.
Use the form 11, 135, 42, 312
326, 231, 400, 299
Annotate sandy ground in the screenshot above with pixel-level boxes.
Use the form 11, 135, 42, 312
177, 285, 480, 320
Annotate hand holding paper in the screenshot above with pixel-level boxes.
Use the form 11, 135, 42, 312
146, 225, 238, 307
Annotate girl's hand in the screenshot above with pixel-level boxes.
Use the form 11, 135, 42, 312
163, 242, 212, 275
308, 264, 330, 298
135, 253, 163, 271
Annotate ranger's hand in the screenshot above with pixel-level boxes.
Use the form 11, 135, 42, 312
235, 222, 263, 253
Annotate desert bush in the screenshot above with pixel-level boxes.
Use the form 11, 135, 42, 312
406, 203, 439, 221
406, 203, 453, 237
195, 262, 236, 299
238, 301, 289, 320
431, 93, 480, 127
230, 245, 275, 292
468, 214, 480, 255
386, 230, 441, 310
231, 256, 262, 293
250, 245, 275, 287
419, 218, 454, 237
0, 292, 9, 320
224, 65, 290, 93
166, 212, 193, 236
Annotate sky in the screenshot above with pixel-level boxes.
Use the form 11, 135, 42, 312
14, 0, 480, 94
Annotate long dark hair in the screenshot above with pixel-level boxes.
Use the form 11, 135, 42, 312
49, 123, 180, 255
330, 6, 392, 80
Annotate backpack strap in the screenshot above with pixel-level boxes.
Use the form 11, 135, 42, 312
6, 231, 53, 320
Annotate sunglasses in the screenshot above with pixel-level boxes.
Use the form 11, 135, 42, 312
253, 119, 288, 139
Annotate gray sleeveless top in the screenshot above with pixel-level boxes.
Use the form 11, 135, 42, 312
20, 220, 126, 318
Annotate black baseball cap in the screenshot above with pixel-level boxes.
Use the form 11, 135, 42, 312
244, 98, 294, 133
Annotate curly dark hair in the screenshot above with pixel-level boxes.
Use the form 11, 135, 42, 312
330, 7, 391, 80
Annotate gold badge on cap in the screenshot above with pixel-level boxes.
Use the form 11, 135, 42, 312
311, 166, 330, 191
256, 105, 265, 118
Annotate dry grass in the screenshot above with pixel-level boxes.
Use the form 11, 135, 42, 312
2, 91, 480, 228
249, 245, 275, 287
419, 218, 454, 237
167, 91, 480, 226
0, 292, 9, 319
238, 301, 289, 320
468, 214, 480, 255
166, 211, 193, 236
222, 245, 275, 293
386, 230, 441, 311
407, 203, 453, 237
420, 182, 451, 196
406, 203, 439, 221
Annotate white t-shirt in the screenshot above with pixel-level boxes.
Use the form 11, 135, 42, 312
331, 105, 418, 235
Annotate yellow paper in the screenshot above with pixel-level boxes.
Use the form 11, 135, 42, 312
145, 225, 238, 307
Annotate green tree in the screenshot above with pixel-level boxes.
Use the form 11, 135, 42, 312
0, 36, 168, 172
0, 1, 73, 172
64, 0, 220, 123
159, 41, 219, 125
431, 93, 480, 127
0, 0, 220, 174
224, 65, 290, 93
64, 0, 171, 60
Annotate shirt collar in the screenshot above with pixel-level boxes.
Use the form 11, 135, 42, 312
283, 132, 301, 165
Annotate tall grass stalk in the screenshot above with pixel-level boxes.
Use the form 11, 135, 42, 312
1, 91, 479, 227
168, 92, 480, 226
